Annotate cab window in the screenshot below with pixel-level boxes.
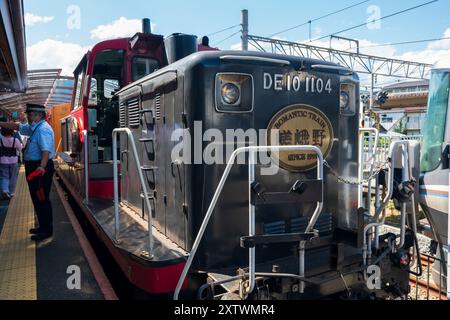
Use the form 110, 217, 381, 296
421, 70, 450, 172
73, 68, 85, 110
132, 56, 159, 81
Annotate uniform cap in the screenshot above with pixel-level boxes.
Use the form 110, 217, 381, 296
25, 103, 46, 113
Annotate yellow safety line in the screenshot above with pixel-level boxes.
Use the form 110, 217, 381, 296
0, 168, 37, 300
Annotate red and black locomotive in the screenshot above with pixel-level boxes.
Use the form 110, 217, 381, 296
56, 21, 415, 300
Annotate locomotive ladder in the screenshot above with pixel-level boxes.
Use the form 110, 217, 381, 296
174, 145, 324, 300
112, 128, 155, 259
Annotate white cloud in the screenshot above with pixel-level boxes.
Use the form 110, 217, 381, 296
230, 42, 242, 51
90, 17, 156, 41
27, 39, 90, 76
427, 28, 450, 50
399, 49, 450, 68
312, 27, 322, 39
25, 13, 54, 26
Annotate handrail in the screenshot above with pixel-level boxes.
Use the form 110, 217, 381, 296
112, 128, 154, 258
374, 141, 410, 223
83, 130, 89, 205
358, 128, 379, 209
363, 141, 412, 265
174, 145, 324, 300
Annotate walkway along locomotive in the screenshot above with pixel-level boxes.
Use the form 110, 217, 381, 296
56, 24, 419, 299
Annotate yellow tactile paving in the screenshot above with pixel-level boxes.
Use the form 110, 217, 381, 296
0, 168, 37, 300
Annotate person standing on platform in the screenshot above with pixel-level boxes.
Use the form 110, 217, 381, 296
0, 104, 55, 241
0, 126, 23, 199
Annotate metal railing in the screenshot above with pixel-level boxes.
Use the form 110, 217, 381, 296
112, 128, 154, 258
173, 145, 324, 300
359, 128, 379, 209
361, 134, 422, 172
363, 141, 413, 267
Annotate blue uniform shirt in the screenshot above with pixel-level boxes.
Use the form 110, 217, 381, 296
19, 120, 55, 161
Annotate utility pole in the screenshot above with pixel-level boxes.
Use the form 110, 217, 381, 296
241, 9, 249, 51
308, 21, 312, 42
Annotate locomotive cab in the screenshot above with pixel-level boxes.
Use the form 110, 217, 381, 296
58, 31, 166, 197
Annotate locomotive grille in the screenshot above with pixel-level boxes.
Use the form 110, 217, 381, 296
263, 221, 286, 234
154, 93, 161, 121
290, 214, 333, 235
263, 214, 333, 235
127, 98, 141, 128
119, 102, 126, 128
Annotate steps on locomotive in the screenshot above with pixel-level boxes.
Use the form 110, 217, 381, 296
85, 199, 188, 264
207, 273, 241, 294
202, 251, 365, 299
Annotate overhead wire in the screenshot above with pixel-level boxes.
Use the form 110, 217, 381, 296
358, 36, 450, 49
213, 30, 242, 47
267, 0, 371, 38
207, 24, 241, 37
313, 0, 439, 42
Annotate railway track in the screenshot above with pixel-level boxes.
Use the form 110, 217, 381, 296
409, 256, 447, 300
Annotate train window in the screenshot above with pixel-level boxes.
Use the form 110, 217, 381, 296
73, 54, 88, 111
132, 56, 159, 82
73, 71, 84, 110
104, 79, 120, 98
88, 78, 98, 107
421, 71, 450, 172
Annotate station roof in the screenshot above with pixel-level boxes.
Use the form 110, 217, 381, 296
0, 69, 74, 117
0, 0, 27, 93
383, 80, 429, 90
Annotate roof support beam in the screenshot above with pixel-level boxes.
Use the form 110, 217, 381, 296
248, 35, 432, 79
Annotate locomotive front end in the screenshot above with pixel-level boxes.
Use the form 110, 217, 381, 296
117, 48, 411, 300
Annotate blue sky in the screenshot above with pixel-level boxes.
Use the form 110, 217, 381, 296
23, 0, 450, 79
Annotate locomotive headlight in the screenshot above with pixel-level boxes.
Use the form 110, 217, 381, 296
340, 91, 350, 110
340, 83, 356, 116
215, 73, 254, 113
221, 83, 241, 105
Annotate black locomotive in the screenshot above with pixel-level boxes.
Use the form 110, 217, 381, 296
112, 34, 413, 300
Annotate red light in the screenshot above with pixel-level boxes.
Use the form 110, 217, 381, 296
399, 254, 410, 267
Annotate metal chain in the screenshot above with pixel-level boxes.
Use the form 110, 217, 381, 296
323, 159, 390, 186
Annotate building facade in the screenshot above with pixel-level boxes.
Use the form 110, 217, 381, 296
375, 80, 429, 136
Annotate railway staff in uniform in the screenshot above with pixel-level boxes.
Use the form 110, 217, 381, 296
0, 104, 55, 241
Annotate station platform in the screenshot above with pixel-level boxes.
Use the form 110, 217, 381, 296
0, 167, 115, 300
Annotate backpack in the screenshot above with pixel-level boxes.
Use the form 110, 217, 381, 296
0, 137, 18, 158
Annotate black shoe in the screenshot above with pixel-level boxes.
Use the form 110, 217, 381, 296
0, 192, 10, 201
29, 228, 41, 234
31, 233, 53, 242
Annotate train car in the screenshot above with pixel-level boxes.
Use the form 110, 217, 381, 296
56, 24, 417, 298
419, 68, 450, 290
48, 103, 71, 155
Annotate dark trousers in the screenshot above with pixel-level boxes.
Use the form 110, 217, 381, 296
25, 160, 54, 234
